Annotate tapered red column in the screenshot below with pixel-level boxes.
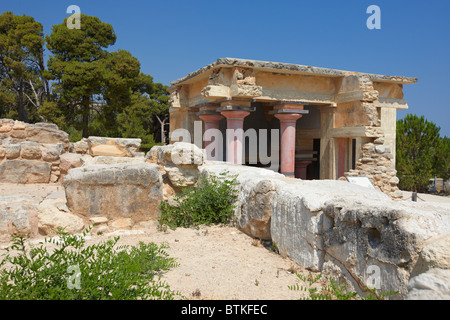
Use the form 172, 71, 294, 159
270, 102, 309, 178
274, 113, 302, 177
220, 110, 250, 164
198, 114, 223, 149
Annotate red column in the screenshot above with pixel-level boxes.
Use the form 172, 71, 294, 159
274, 113, 302, 177
337, 138, 346, 178
220, 110, 250, 164
295, 160, 312, 179
198, 114, 223, 150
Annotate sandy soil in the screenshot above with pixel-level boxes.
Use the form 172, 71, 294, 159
0, 221, 319, 300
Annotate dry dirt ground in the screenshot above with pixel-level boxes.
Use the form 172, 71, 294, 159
0, 183, 321, 300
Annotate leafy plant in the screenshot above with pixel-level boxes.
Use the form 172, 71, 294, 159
0, 226, 181, 300
158, 172, 239, 230
289, 271, 398, 300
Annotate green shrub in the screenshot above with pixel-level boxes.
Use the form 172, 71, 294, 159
158, 172, 239, 230
0, 227, 181, 300
289, 272, 398, 300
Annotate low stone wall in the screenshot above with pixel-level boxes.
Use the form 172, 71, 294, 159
0, 119, 143, 184
199, 162, 450, 299
0, 119, 69, 149
0, 139, 64, 183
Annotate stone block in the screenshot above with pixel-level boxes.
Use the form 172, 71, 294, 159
5, 144, 21, 159
20, 141, 42, 160
63, 162, 163, 221
87, 136, 141, 157
0, 159, 51, 183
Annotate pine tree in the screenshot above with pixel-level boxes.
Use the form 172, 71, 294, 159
396, 114, 442, 193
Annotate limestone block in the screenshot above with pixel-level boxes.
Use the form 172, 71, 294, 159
413, 234, 450, 275
25, 125, 69, 149
147, 142, 205, 187
111, 218, 133, 230
320, 199, 450, 298
0, 159, 51, 183
63, 162, 163, 221
60, 153, 83, 174
406, 269, 450, 300
41, 143, 63, 161
87, 136, 141, 157
89, 216, 109, 224
199, 162, 285, 240
201, 85, 230, 98
10, 130, 26, 139
0, 124, 12, 133
73, 138, 89, 154
5, 144, 21, 159
230, 84, 263, 97
170, 142, 204, 166
37, 198, 85, 235
0, 147, 5, 159
164, 165, 199, 187
20, 141, 42, 160
12, 121, 27, 130
81, 155, 145, 166
389, 176, 400, 185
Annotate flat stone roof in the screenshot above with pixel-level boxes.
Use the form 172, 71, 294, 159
171, 57, 418, 86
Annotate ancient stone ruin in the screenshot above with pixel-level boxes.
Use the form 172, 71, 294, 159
168, 58, 415, 199
0, 59, 449, 300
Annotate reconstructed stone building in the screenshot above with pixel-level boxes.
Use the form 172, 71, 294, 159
168, 58, 417, 193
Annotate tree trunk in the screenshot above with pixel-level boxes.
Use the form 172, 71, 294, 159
156, 115, 167, 145
81, 97, 90, 138
17, 79, 29, 123
39, 53, 50, 101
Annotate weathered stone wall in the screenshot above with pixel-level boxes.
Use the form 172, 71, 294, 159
0, 119, 70, 149
0, 119, 143, 184
345, 137, 402, 199
0, 140, 64, 183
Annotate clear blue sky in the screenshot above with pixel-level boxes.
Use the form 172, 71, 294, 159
2, 0, 449, 136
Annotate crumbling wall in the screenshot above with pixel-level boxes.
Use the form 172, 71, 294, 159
345, 137, 402, 199
0, 119, 142, 184
0, 119, 69, 183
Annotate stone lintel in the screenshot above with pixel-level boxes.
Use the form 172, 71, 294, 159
373, 97, 409, 110
331, 126, 384, 138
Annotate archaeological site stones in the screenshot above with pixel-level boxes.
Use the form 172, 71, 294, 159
1, 58, 449, 300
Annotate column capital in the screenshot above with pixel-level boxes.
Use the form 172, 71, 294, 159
274, 113, 303, 122
196, 103, 224, 121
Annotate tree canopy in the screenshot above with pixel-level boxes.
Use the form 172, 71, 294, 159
0, 11, 169, 151
396, 114, 448, 192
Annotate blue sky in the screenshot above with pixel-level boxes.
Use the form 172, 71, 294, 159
2, 0, 449, 136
